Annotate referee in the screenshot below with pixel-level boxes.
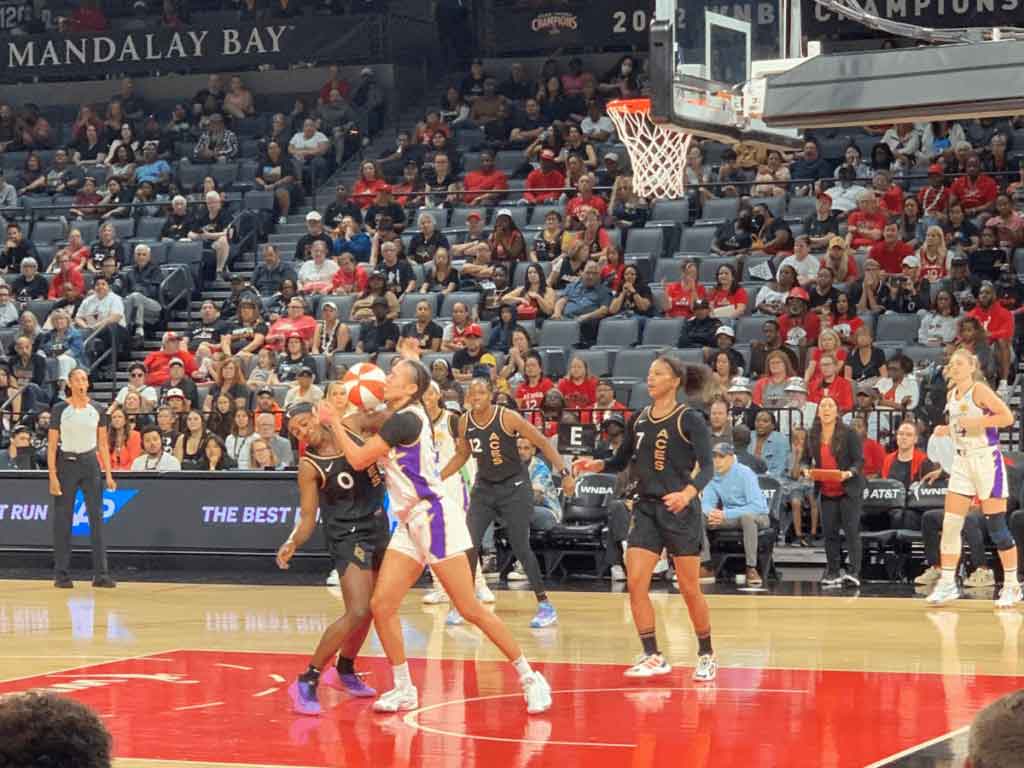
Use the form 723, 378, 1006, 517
47, 368, 117, 589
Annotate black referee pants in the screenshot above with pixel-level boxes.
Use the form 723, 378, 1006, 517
468, 474, 546, 599
52, 452, 109, 579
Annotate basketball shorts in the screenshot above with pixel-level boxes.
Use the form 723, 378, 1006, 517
948, 447, 1008, 502
327, 512, 390, 572
388, 496, 473, 566
628, 497, 703, 558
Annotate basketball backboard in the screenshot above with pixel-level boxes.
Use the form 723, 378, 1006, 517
647, 8, 804, 151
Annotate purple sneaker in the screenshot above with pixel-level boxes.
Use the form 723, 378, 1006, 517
288, 679, 322, 716
321, 666, 377, 697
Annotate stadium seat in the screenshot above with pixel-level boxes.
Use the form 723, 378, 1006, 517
699, 257, 738, 283
594, 318, 640, 349
649, 199, 691, 225
876, 313, 921, 343
640, 317, 684, 348
624, 227, 665, 258
400, 292, 438, 318
30, 220, 67, 244
536, 472, 619, 581
243, 190, 274, 211
109, 219, 136, 240
736, 315, 770, 344
570, 349, 612, 379
440, 292, 480, 318
653, 256, 686, 284
701, 198, 739, 221
679, 227, 716, 253
136, 217, 166, 240
612, 348, 657, 383
538, 320, 580, 349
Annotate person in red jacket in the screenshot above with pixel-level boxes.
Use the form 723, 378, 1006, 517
48, 254, 85, 300
144, 331, 197, 386
778, 287, 821, 350
462, 149, 508, 206
868, 221, 914, 275
850, 408, 885, 478
520, 149, 565, 204
949, 153, 998, 219
846, 191, 887, 249
881, 420, 939, 490
968, 280, 1014, 387
515, 351, 554, 428
557, 356, 598, 424
663, 259, 706, 319
807, 353, 853, 412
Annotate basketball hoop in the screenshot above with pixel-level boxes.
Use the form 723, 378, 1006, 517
606, 98, 693, 200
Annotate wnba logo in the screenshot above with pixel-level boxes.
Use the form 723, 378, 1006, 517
71, 489, 140, 535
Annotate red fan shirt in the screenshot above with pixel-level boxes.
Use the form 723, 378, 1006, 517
557, 376, 598, 423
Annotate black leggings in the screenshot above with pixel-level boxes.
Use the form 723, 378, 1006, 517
821, 493, 861, 577
468, 475, 546, 600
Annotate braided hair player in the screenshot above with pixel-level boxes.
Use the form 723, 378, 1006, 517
325, 357, 553, 715
926, 347, 1020, 608
276, 400, 388, 715
575, 354, 718, 681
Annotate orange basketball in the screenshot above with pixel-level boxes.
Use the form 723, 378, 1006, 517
341, 362, 386, 411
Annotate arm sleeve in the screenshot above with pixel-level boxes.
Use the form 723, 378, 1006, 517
683, 408, 715, 492
601, 411, 638, 473
378, 411, 422, 447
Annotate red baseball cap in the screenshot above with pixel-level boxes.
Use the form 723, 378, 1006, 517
463, 323, 483, 338
540, 149, 556, 161
787, 287, 811, 303
466, 211, 483, 221
927, 163, 944, 175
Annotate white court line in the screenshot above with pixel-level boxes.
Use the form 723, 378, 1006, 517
214, 663, 254, 671
863, 725, 970, 767
171, 701, 224, 712
252, 687, 280, 698
402, 686, 808, 749
269, 673, 286, 683
0, 649, 186, 686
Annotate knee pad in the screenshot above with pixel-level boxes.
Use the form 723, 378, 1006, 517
985, 512, 1016, 551
940, 514, 966, 558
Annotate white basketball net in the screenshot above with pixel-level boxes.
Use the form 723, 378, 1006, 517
607, 101, 693, 200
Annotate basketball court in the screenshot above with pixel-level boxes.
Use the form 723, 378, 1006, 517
2, 578, 1022, 767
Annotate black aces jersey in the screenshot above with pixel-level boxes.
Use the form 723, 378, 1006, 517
465, 406, 525, 483
302, 431, 385, 540
608, 404, 714, 498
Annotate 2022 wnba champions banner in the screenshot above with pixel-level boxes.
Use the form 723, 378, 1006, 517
0, 16, 381, 80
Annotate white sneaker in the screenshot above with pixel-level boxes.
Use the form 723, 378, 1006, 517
610, 565, 626, 581
445, 608, 464, 625
995, 583, 1023, 609
914, 567, 942, 587
692, 654, 717, 682
475, 581, 496, 604
326, 569, 340, 586
521, 671, 552, 714
926, 580, 960, 605
422, 588, 449, 605
372, 685, 418, 713
963, 567, 995, 589
652, 558, 669, 577
507, 564, 528, 581
624, 653, 672, 678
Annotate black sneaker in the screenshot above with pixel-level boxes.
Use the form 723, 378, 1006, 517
92, 574, 117, 589
842, 573, 861, 588
54, 575, 73, 589
820, 572, 843, 589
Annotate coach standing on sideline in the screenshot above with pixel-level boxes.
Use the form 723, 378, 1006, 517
47, 368, 117, 589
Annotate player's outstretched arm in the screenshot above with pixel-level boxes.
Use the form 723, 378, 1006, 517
505, 408, 574, 495
277, 461, 320, 569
